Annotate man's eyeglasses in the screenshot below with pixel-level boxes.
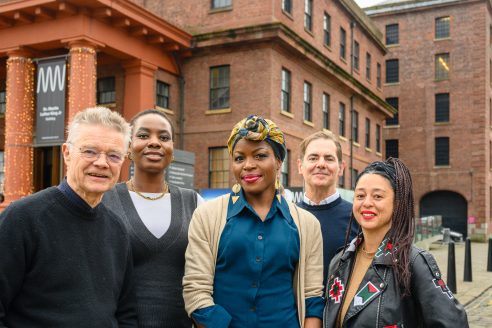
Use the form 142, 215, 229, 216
79, 147, 125, 164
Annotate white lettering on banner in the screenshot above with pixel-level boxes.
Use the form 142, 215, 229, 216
37, 64, 66, 93
39, 106, 62, 121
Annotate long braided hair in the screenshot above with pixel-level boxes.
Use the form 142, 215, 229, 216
342, 157, 415, 296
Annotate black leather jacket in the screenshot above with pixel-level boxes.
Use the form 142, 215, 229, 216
323, 237, 469, 328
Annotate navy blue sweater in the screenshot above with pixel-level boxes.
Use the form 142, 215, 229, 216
0, 187, 137, 327
297, 196, 358, 286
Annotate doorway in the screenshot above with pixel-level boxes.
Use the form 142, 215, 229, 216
33, 146, 62, 192
420, 190, 468, 238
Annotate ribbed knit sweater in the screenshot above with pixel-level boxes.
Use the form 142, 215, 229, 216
297, 196, 359, 286
0, 187, 137, 328
103, 183, 198, 328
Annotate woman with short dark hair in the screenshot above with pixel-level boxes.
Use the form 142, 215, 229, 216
103, 109, 202, 328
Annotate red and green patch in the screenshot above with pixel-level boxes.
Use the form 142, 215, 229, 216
433, 278, 453, 299
354, 281, 380, 306
375, 239, 395, 258
328, 277, 345, 303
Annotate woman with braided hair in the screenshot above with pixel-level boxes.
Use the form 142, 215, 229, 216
323, 158, 468, 328
183, 115, 324, 328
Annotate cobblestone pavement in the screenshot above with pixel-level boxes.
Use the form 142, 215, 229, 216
465, 286, 492, 328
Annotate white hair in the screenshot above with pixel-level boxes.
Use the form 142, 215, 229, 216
66, 107, 131, 152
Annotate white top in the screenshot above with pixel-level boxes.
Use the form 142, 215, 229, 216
303, 190, 340, 206
129, 191, 205, 238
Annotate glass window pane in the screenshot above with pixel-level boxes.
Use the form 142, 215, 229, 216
435, 16, 450, 39
435, 93, 450, 122
386, 24, 399, 45
385, 97, 399, 126
435, 53, 450, 80
209, 147, 229, 188
210, 66, 230, 109
386, 59, 399, 83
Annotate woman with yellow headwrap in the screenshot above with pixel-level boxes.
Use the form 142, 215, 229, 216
183, 115, 324, 328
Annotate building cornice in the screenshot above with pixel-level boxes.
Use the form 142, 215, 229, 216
337, 0, 387, 52
193, 22, 396, 117
365, 0, 480, 16
0, 0, 191, 49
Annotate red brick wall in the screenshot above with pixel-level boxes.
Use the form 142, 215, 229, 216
370, 1, 492, 237
181, 43, 385, 189
136, 0, 386, 99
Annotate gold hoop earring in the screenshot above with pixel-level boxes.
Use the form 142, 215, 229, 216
275, 178, 282, 203
127, 152, 133, 161
231, 183, 241, 204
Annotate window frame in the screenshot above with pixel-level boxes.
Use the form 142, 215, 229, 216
211, 0, 231, 9
281, 68, 291, 113
365, 118, 371, 148
376, 124, 381, 153
366, 52, 372, 81
324, 12, 331, 47
96, 76, 116, 105
304, 0, 313, 31
353, 41, 360, 71
377, 63, 382, 88
385, 24, 399, 45
303, 81, 312, 122
385, 97, 399, 126
385, 139, 399, 159
339, 102, 346, 137
156, 80, 170, 109
435, 137, 450, 166
322, 92, 330, 130
282, 0, 292, 14
386, 59, 399, 84
435, 16, 450, 39
0, 89, 5, 115
352, 110, 359, 143
280, 150, 290, 187
435, 53, 450, 81
340, 28, 346, 59
208, 147, 230, 188
209, 65, 230, 110
435, 93, 450, 123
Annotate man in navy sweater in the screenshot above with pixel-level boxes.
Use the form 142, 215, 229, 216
296, 131, 358, 287
0, 107, 137, 327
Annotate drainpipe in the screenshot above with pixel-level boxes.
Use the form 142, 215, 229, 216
349, 21, 356, 189
172, 52, 185, 150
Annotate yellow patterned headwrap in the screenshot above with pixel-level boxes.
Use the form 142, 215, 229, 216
227, 115, 286, 161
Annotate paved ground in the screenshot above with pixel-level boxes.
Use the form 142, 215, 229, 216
465, 286, 492, 328
428, 241, 492, 326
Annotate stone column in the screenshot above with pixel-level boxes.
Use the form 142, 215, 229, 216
67, 41, 97, 123
2, 50, 35, 206
123, 59, 157, 119
121, 59, 157, 181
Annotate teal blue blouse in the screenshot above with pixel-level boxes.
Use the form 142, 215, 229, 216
192, 191, 324, 327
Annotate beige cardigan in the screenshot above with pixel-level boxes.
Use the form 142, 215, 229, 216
183, 194, 324, 327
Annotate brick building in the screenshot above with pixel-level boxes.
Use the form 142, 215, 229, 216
0, 0, 393, 207
134, 0, 394, 190
0, 0, 191, 206
366, 0, 492, 240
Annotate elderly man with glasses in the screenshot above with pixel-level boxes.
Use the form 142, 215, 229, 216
0, 107, 137, 327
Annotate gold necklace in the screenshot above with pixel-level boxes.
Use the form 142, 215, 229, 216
360, 245, 376, 259
128, 179, 168, 201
